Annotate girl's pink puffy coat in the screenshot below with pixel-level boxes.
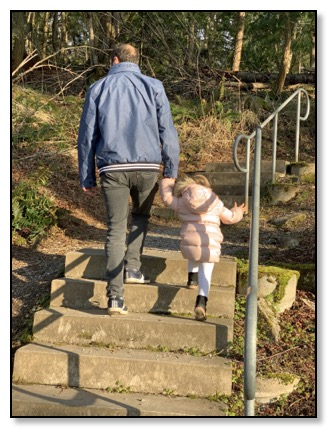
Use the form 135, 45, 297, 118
160, 178, 244, 263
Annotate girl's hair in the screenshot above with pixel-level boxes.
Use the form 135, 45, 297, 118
174, 174, 211, 197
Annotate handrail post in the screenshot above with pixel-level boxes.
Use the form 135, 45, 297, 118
244, 126, 262, 416
295, 91, 301, 162
272, 114, 278, 184
244, 138, 251, 213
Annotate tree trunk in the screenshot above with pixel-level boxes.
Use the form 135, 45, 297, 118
186, 15, 195, 67
276, 14, 297, 94
26, 12, 35, 55
42, 12, 50, 59
232, 12, 245, 72
97, 12, 110, 65
112, 12, 120, 39
206, 13, 216, 66
12, 12, 26, 72
61, 12, 68, 51
52, 12, 59, 52
88, 12, 98, 65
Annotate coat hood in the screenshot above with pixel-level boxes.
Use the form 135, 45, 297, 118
181, 184, 218, 214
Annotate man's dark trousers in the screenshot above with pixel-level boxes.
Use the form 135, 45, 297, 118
100, 170, 159, 299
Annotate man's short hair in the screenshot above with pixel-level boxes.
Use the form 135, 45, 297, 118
111, 44, 140, 64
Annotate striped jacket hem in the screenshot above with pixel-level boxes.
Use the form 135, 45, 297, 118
99, 163, 161, 175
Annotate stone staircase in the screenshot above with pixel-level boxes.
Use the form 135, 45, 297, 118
202, 159, 289, 207
12, 249, 237, 416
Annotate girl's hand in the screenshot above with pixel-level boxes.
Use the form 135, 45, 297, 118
234, 202, 247, 213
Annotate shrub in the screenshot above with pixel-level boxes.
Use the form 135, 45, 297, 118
12, 179, 57, 245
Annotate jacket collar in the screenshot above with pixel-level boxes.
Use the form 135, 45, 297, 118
108, 62, 141, 75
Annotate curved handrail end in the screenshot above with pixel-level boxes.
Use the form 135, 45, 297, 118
233, 134, 252, 173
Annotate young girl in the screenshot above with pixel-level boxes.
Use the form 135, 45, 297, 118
160, 174, 246, 321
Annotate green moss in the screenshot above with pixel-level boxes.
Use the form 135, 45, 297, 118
262, 372, 297, 385
237, 261, 300, 302
106, 381, 131, 394
236, 258, 248, 279
289, 161, 309, 167
257, 310, 276, 340
84, 341, 118, 350
260, 266, 300, 302
186, 393, 198, 399
145, 344, 171, 353
162, 388, 176, 396
300, 173, 315, 184
78, 332, 93, 340
19, 319, 34, 344
271, 262, 315, 293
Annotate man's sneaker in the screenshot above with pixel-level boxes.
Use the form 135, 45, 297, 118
108, 296, 128, 315
194, 295, 207, 322
124, 268, 150, 284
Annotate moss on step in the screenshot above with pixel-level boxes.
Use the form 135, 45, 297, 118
263, 372, 297, 385
237, 260, 300, 303
270, 261, 315, 293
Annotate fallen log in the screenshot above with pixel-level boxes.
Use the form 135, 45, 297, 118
229, 71, 315, 85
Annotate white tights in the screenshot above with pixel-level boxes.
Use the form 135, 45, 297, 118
188, 260, 215, 297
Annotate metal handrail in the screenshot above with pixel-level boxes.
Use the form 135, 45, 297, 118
233, 88, 311, 416
233, 88, 310, 213
244, 126, 261, 416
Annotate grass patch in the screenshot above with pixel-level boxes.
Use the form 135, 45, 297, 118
17, 292, 50, 345
105, 381, 131, 394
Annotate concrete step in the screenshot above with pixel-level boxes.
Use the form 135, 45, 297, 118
50, 278, 236, 318
12, 343, 232, 397
204, 171, 276, 187
12, 384, 227, 416
288, 162, 315, 177
32, 308, 233, 354
205, 160, 289, 174
64, 249, 237, 287
210, 181, 273, 196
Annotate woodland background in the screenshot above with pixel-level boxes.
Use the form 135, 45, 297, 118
12, 11, 316, 245
12, 11, 315, 95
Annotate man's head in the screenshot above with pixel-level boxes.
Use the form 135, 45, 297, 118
111, 44, 140, 65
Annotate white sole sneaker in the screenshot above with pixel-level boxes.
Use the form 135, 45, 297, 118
124, 277, 150, 284
108, 306, 128, 315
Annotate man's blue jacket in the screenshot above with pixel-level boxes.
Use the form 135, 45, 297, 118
77, 62, 180, 188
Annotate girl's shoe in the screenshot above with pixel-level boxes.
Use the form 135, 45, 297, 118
194, 295, 207, 321
187, 272, 198, 289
